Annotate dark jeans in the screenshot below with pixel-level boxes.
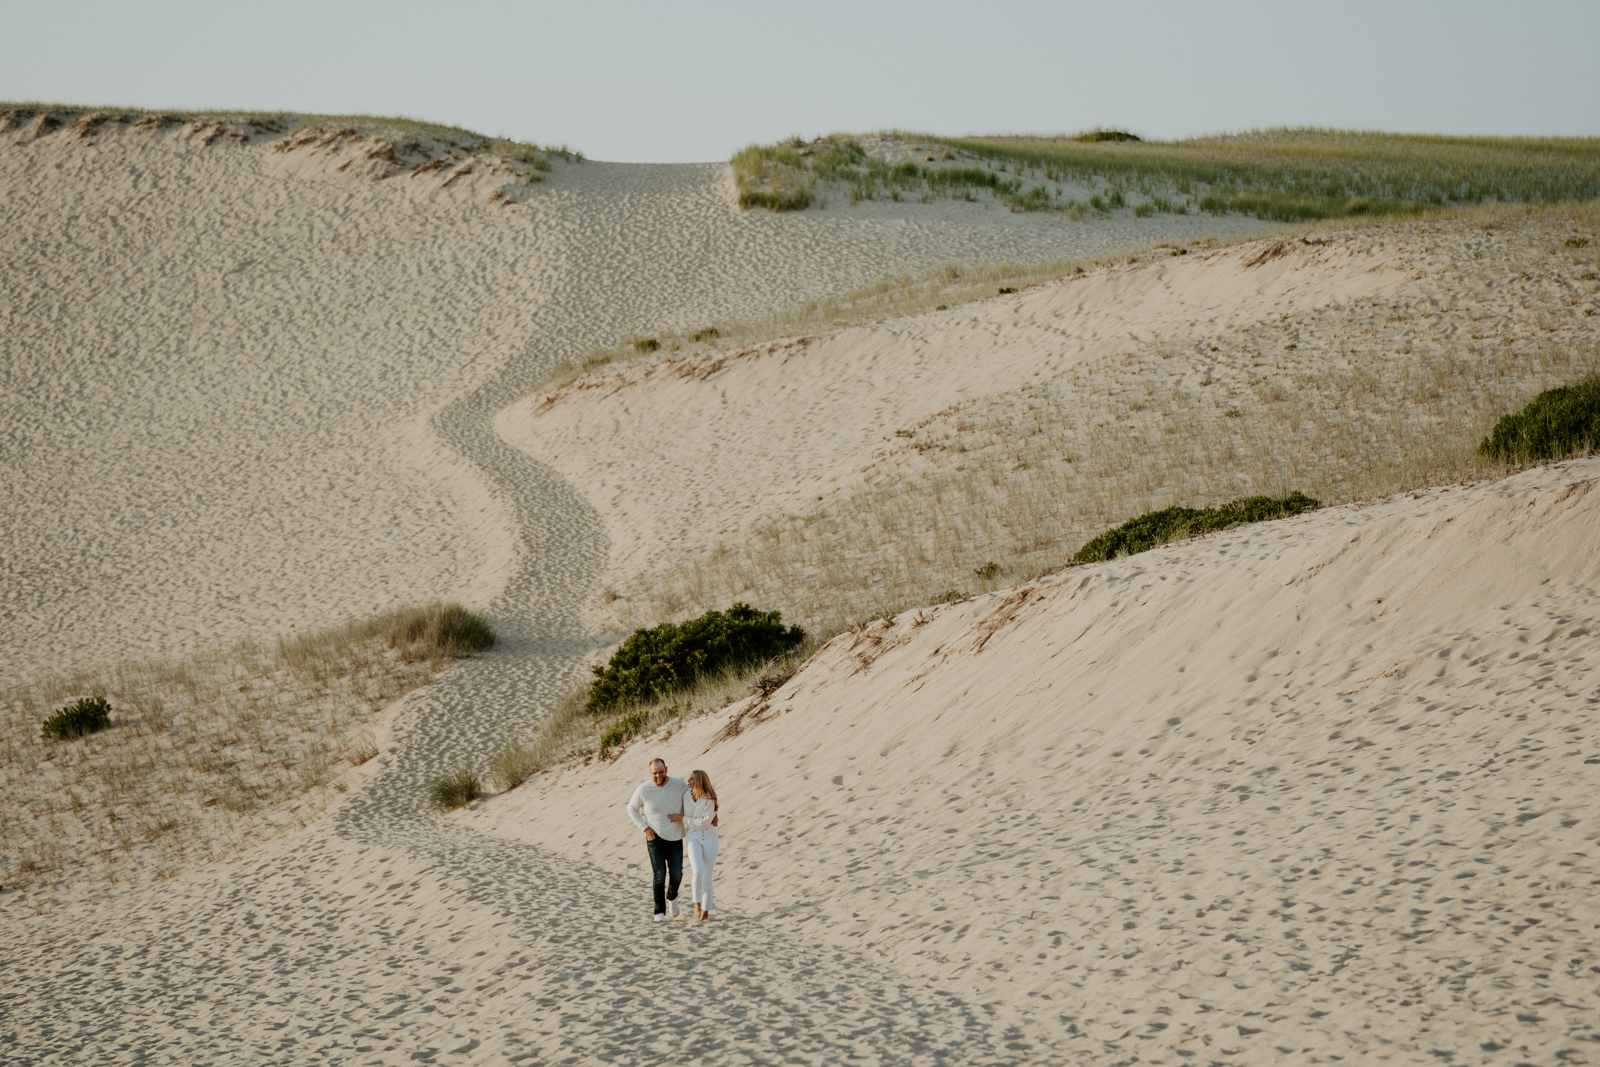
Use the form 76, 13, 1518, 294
646, 836, 683, 915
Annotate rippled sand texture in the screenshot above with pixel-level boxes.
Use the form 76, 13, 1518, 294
0, 119, 1268, 683
478, 462, 1600, 1066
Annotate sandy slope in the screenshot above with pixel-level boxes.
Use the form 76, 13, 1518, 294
499, 235, 1419, 618
6, 113, 1597, 1066
471, 460, 1600, 1065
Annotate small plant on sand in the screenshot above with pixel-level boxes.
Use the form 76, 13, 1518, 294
587, 604, 805, 715
973, 561, 1002, 580
633, 338, 661, 354
430, 765, 481, 812
1073, 492, 1319, 564
690, 327, 720, 342
380, 602, 496, 663
1478, 374, 1600, 463
41, 697, 111, 742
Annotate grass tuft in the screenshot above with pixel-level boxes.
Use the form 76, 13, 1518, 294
1478, 374, 1600, 463
430, 766, 481, 813
1072, 493, 1319, 564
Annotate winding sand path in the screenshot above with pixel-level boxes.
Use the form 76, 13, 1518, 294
3, 123, 1276, 1061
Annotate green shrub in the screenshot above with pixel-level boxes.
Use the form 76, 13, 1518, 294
42, 697, 111, 742
1478, 374, 1600, 463
738, 188, 813, 211
690, 327, 720, 342
587, 604, 805, 715
430, 765, 481, 812
1072, 128, 1141, 143
1073, 492, 1320, 564
632, 337, 660, 354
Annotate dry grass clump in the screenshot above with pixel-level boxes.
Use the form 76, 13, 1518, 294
0, 602, 493, 909
610, 206, 1599, 639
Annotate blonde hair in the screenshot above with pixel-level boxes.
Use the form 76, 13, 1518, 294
687, 769, 718, 811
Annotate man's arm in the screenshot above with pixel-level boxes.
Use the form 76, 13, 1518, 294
626, 785, 652, 837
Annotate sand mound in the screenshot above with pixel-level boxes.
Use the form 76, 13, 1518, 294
472, 459, 1600, 1063
500, 233, 1416, 623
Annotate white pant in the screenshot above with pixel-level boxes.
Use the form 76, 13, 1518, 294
687, 832, 719, 911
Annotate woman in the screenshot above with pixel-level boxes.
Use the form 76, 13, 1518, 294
683, 769, 720, 921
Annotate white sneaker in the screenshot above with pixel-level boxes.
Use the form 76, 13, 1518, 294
653, 912, 666, 923
668, 900, 680, 918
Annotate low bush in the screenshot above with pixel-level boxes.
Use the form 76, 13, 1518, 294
587, 604, 805, 715
632, 337, 660, 354
1073, 492, 1319, 564
1478, 374, 1600, 462
1072, 128, 1141, 143
430, 765, 481, 812
42, 697, 111, 741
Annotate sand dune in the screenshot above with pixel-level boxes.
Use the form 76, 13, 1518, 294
4, 112, 1597, 1065
500, 234, 1417, 624
0, 114, 1267, 683
474, 460, 1600, 1064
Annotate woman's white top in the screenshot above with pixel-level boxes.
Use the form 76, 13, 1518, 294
683, 793, 719, 837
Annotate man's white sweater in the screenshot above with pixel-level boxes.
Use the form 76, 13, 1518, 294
627, 777, 688, 841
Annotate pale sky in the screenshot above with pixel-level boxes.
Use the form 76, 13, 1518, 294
4, 0, 1596, 163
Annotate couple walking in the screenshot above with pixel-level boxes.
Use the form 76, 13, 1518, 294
626, 758, 719, 922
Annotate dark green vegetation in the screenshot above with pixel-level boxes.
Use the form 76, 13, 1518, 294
586, 604, 805, 715
1072, 493, 1320, 564
632, 338, 661, 353
1478, 375, 1600, 463
429, 765, 482, 812
41, 697, 111, 742
937, 129, 1600, 222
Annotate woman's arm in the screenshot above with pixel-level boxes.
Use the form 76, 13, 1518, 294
683, 798, 716, 830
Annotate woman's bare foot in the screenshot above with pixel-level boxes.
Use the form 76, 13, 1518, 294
699, 910, 711, 922
694, 902, 703, 919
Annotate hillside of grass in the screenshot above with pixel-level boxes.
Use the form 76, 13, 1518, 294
734, 128, 1600, 221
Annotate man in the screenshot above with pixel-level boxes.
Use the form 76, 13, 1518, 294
627, 758, 689, 922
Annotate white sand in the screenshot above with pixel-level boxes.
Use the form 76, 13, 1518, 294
6, 114, 1597, 1064
468, 460, 1600, 1063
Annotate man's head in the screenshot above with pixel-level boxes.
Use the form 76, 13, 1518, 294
649, 758, 668, 786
